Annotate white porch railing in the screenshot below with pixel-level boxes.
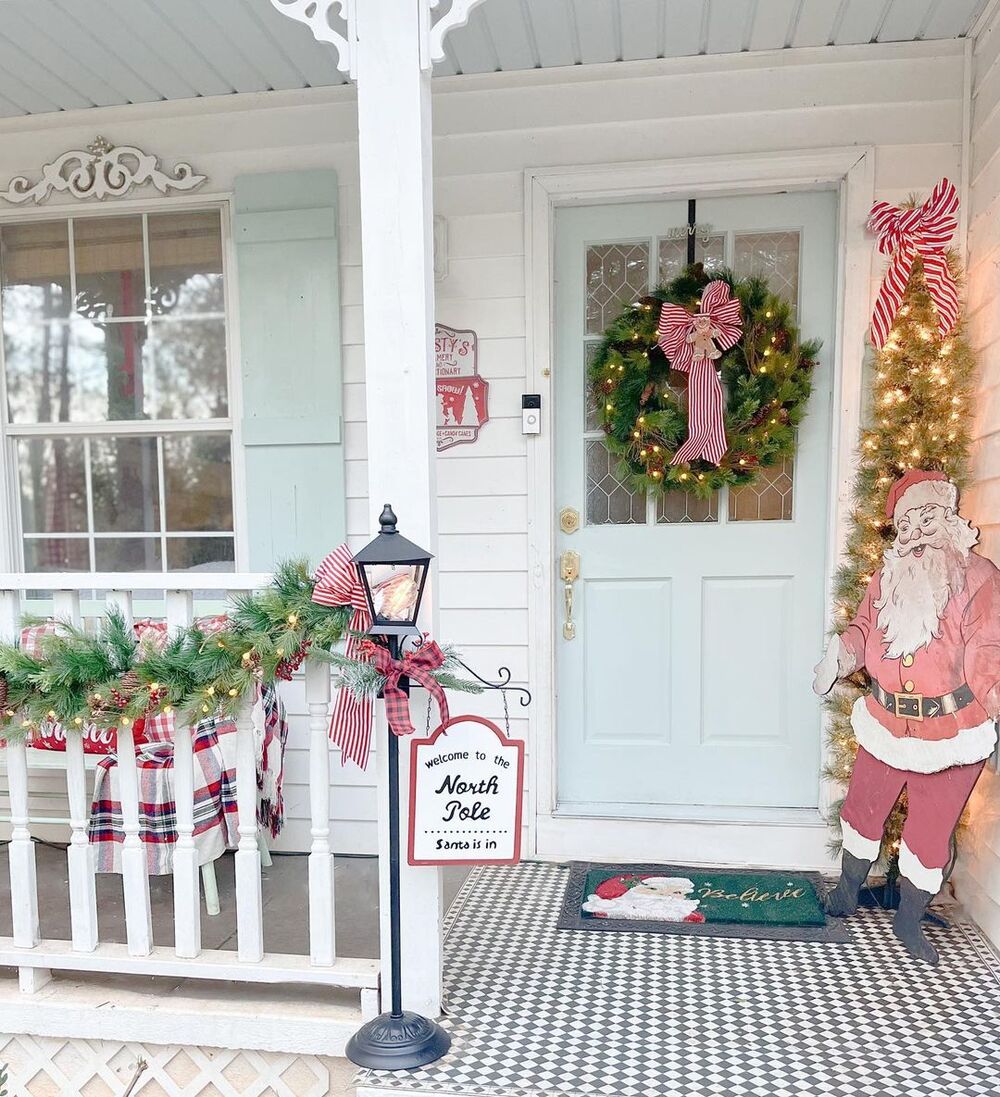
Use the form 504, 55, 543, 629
0, 573, 379, 1017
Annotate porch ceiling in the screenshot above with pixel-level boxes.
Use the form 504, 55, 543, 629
0, 0, 989, 118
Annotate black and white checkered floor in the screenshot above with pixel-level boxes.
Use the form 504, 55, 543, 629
358, 862, 1000, 1097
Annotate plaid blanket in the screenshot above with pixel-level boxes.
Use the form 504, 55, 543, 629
88, 687, 288, 875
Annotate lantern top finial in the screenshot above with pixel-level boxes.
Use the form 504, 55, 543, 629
379, 504, 398, 534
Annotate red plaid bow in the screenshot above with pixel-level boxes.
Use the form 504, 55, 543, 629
372, 641, 450, 738
313, 544, 373, 769
868, 177, 960, 350
657, 280, 742, 466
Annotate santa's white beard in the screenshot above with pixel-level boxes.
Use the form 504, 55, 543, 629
875, 541, 969, 659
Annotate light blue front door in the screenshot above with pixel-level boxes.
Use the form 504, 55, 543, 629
554, 191, 837, 814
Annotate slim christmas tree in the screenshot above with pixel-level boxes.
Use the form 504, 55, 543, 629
824, 253, 976, 871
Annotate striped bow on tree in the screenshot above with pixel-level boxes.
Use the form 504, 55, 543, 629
867, 177, 960, 350
657, 279, 742, 467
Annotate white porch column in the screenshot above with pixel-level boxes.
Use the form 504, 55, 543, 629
355, 0, 442, 1019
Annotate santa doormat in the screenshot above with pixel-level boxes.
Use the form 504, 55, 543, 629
559, 862, 851, 942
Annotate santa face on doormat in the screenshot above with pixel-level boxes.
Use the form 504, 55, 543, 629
814, 469, 1000, 964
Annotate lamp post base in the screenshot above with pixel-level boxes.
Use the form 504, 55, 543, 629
346, 1011, 451, 1070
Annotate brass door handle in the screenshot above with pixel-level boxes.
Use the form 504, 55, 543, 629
560, 550, 580, 640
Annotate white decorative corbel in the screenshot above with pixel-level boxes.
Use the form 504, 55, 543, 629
0, 136, 206, 206
423, 0, 490, 70
268, 0, 356, 79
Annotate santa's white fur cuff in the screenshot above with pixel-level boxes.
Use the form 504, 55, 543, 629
851, 696, 997, 773
841, 817, 881, 861
892, 479, 957, 522
899, 840, 944, 894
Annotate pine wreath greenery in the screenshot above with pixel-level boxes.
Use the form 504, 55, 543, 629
0, 559, 479, 740
589, 264, 821, 496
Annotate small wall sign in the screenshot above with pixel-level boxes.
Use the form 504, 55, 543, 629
408, 715, 524, 866
435, 322, 489, 452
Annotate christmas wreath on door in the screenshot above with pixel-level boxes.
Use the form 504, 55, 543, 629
588, 264, 821, 497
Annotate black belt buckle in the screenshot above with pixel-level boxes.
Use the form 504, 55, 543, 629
894, 692, 924, 720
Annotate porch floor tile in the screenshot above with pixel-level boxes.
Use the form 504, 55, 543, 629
359, 862, 1000, 1097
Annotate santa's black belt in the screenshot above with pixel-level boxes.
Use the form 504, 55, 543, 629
871, 681, 976, 721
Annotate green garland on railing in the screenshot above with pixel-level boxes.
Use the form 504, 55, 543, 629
0, 560, 479, 740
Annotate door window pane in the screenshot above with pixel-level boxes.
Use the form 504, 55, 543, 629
17, 438, 87, 533
586, 440, 646, 525
657, 491, 718, 524
162, 433, 233, 531
90, 436, 160, 532
728, 457, 794, 522
586, 242, 649, 334
657, 233, 725, 284
734, 231, 800, 312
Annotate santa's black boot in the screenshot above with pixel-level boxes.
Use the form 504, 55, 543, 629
893, 878, 939, 965
824, 851, 872, 916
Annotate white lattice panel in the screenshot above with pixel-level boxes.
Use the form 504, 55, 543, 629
0, 1034, 336, 1097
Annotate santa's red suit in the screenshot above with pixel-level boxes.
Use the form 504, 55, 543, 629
834, 472, 1000, 895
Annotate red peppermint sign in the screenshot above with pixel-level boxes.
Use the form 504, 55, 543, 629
408, 715, 524, 866
435, 323, 489, 452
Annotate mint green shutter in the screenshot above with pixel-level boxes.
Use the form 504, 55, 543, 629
234, 170, 345, 571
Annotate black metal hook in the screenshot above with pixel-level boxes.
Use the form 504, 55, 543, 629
454, 659, 532, 708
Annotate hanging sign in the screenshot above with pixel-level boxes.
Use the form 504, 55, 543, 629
435, 323, 489, 452
408, 715, 524, 866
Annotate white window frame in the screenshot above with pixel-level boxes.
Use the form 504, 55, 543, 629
0, 192, 249, 574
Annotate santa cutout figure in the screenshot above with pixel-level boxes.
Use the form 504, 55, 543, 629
814, 470, 1000, 963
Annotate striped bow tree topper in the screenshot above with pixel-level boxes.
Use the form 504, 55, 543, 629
868, 177, 960, 350
312, 543, 373, 769
657, 279, 742, 466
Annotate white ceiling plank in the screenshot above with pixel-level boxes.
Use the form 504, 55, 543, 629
923, 0, 990, 38
200, 0, 306, 91
0, 7, 124, 107
163, 0, 272, 93
834, 0, 887, 44
571, 0, 620, 64
619, 0, 664, 61
707, 0, 755, 54
521, 0, 578, 68
789, 0, 840, 45
878, 0, 935, 43
250, 0, 347, 88
0, 33, 86, 112
661, 0, 706, 56
747, 0, 800, 50
447, 10, 502, 74
41, 0, 192, 103
481, 0, 539, 71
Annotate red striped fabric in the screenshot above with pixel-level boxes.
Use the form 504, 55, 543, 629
867, 177, 960, 350
312, 544, 373, 770
657, 279, 742, 467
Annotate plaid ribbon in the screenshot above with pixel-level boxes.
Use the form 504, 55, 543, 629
312, 544, 373, 770
867, 177, 960, 349
372, 640, 449, 738
20, 621, 57, 659
657, 280, 742, 467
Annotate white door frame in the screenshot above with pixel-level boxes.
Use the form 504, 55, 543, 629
523, 146, 875, 869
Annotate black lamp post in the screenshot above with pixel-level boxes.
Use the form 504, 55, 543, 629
345, 504, 451, 1070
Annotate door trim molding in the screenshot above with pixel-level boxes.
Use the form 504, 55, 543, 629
523, 147, 876, 865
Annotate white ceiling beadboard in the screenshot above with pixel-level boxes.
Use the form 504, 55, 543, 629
0, 0, 989, 117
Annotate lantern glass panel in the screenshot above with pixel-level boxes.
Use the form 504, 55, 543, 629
363, 561, 426, 625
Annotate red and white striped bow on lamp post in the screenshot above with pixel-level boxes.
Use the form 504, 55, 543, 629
657, 279, 742, 467
867, 177, 960, 350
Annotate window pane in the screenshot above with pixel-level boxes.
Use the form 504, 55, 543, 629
733, 231, 800, 313
17, 438, 87, 533
657, 491, 718, 524
24, 538, 89, 572
95, 538, 162, 572
90, 436, 161, 532
167, 537, 235, 573
73, 216, 145, 321
162, 433, 233, 531
586, 243, 649, 335
657, 233, 725, 284
1, 222, 72, 319
146, 317, 228, 419
148, 210, 223, 317
728, 457, 795, 522
586, 440, 646, 525
69, 318, 149, 421
4, 320, 71, 423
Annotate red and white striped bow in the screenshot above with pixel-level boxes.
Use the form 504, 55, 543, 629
867, 178, 960, 350
313, 544, 373, 770
657, 280, 742, 467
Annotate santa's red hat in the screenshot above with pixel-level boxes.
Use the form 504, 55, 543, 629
885, 469, 958, 522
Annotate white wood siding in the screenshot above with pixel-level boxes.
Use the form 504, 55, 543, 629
0, 40, 966, 854
952, 8, 1000, 949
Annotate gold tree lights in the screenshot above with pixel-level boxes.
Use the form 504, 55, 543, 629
823, 253, 976, 860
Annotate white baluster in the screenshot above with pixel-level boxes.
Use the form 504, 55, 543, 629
166, 591, 201, 957
234, 700, 263, 962
306, 658, 336, 966
106, 591, 153, 957
7, 741, 40, 949
55, 590, 99, 953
